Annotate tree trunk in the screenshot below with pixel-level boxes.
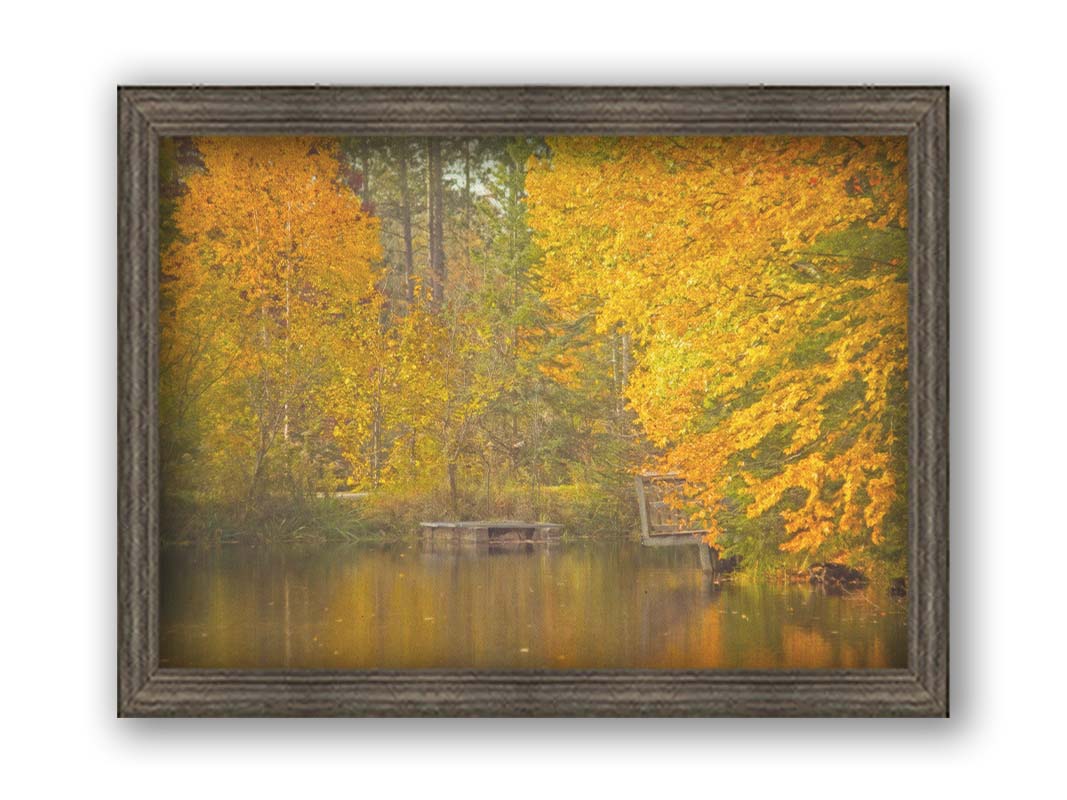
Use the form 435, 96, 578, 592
360, 140, 372, 207
464, 140, 472, 273
611, 333, 619, 418
427, 138, 445, 305
448, 461, 458, 519
371, 369, 383, 488
398, 143, 415, 303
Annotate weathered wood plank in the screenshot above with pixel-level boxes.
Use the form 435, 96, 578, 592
420, 521, 562, 530
698, 542, 719, 576
650, 526, 708, 535
635, 473, 711, 548
640, 533, 702, 548
634, 476, 651, 540
635, 474, 719, 573
420, 520, 562, 544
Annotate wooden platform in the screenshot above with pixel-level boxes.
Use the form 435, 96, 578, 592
635, 473, 721, 574
419, 520, 562, 544
634, 474, 705, 542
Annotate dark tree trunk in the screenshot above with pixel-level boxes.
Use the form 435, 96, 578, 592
397, 143, 415, 303
427, 138, 445, 305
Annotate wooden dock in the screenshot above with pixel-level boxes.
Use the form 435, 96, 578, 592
635, 473, 722, 574
419, 520, 562, 544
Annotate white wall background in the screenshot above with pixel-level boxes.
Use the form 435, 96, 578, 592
0, 1, 1062, 795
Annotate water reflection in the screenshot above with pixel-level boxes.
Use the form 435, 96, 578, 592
160, 540, 906, 669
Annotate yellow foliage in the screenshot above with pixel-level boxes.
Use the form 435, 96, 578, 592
526, 136, 908, 556
160, 137, 384, 501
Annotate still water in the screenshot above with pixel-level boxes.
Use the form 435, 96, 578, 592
161, 540, 906, 669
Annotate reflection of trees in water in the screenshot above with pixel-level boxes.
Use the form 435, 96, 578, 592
160, 542, 906, 670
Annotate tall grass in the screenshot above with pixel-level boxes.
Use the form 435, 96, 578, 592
162, 478, 640, 544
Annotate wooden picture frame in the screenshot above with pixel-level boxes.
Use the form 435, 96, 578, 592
118, 85, 948, 717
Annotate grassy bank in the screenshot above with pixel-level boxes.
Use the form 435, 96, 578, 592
162, 484, 903, 588
161, 480, 640, 545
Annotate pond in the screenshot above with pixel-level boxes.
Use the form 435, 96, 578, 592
160, 540, 907, 670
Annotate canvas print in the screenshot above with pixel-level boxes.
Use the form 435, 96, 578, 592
159, 135, 909, 670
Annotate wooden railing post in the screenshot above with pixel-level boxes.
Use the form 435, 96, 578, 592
634, 475, 651, 541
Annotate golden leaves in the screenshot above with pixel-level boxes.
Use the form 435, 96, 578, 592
526, 135, 909, 559
160, 137, 384, 495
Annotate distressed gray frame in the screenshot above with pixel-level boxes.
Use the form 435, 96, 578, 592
118, 86, 948, 717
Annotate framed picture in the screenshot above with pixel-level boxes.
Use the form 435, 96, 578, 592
118, 86, 948, 717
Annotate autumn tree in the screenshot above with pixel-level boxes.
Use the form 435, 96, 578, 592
160, 133, 907, 559
526, 136, 909, 571
160, 137, 382, 519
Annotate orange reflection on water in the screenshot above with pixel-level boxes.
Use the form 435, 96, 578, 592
161, 541, 907, 670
